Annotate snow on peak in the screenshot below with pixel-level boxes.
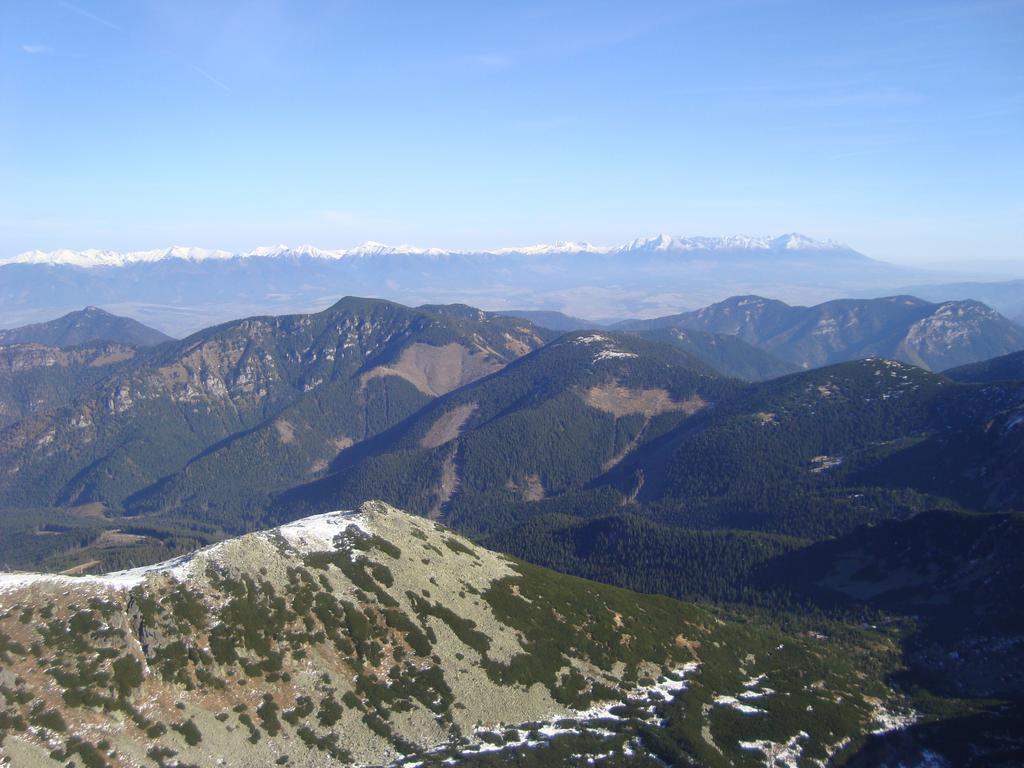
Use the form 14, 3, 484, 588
4, 246, 235, 268
2, 233, 851, 268
617, 233, 846, 253
273, 509, 368, 553
0, 509, 366, 596
771, 233, 845, 250
343, 241, 450, 257
490, 241, 611, 255
247, 244, 329, 258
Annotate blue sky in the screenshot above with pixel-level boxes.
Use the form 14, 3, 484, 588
1, 0, 1022, 270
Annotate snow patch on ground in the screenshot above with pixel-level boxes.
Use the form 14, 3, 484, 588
870, 700, 917, 735
0, 509, 363, 597
739, 730, 809, 768
419, 663, 703, 765
271, 509, 365, 554
0, 550, 205, 595
571, 333, 639, 362
593, 349, 639, 361
739, 687, 775, 700
713, 695, 766, 715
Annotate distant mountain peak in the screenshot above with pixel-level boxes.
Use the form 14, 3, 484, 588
3, 232, 857, 268
0, 306, 171, 347
618, 233, 850, 254
771, 232, 844, 250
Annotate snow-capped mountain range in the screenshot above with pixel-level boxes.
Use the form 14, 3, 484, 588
3, 233, 850, 268
1, 232, 944, 337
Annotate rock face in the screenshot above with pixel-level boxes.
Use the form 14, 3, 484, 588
0, 502, 905, 767
0, 342, 137, 429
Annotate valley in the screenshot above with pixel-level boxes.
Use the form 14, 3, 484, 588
1, 296, 1022, 767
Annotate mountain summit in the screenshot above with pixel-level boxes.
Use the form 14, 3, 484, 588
0, 306, 172, 347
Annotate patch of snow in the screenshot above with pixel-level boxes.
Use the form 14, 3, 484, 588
441, 663, 702, 765
810, 455, 844, 473
739, 731, 809, 768
0, 509, 363, 597
273, 509, 367, 554
739, 688, 775, 700
713, 695, 766, 715
593, 349, 639, 361
869, 700, 917, 735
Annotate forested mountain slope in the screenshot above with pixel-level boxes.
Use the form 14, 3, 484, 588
616, 295, 1024, 371
277, 355, 1023, 543
0, 342, 138, 429
629, 327, 798, 381
945, 349, 1024, 383
0, 299, 551, 530
760, 509, 1024, 700
607, 359, 1024, 533
274, 332, 738, 533
0, 306, 171, 347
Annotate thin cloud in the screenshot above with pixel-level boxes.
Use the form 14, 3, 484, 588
60, 2, 124, 33
20, 44, 53, 55
190, 65, 230, 92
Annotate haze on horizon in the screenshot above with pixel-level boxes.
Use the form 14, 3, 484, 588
1, 0, 1021, 274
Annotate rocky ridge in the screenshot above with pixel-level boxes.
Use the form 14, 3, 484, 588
0, 502, 906, 767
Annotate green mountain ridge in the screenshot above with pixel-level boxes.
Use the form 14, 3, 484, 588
272, 331, 739, 533
615, 295, 1024, 372
629, 327, 798, 381
0, 298, 553, 529
0, 501, 910, 768
1, 297, 1023, 765
945, 348, 1024, 383
0, 306, 172, 348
